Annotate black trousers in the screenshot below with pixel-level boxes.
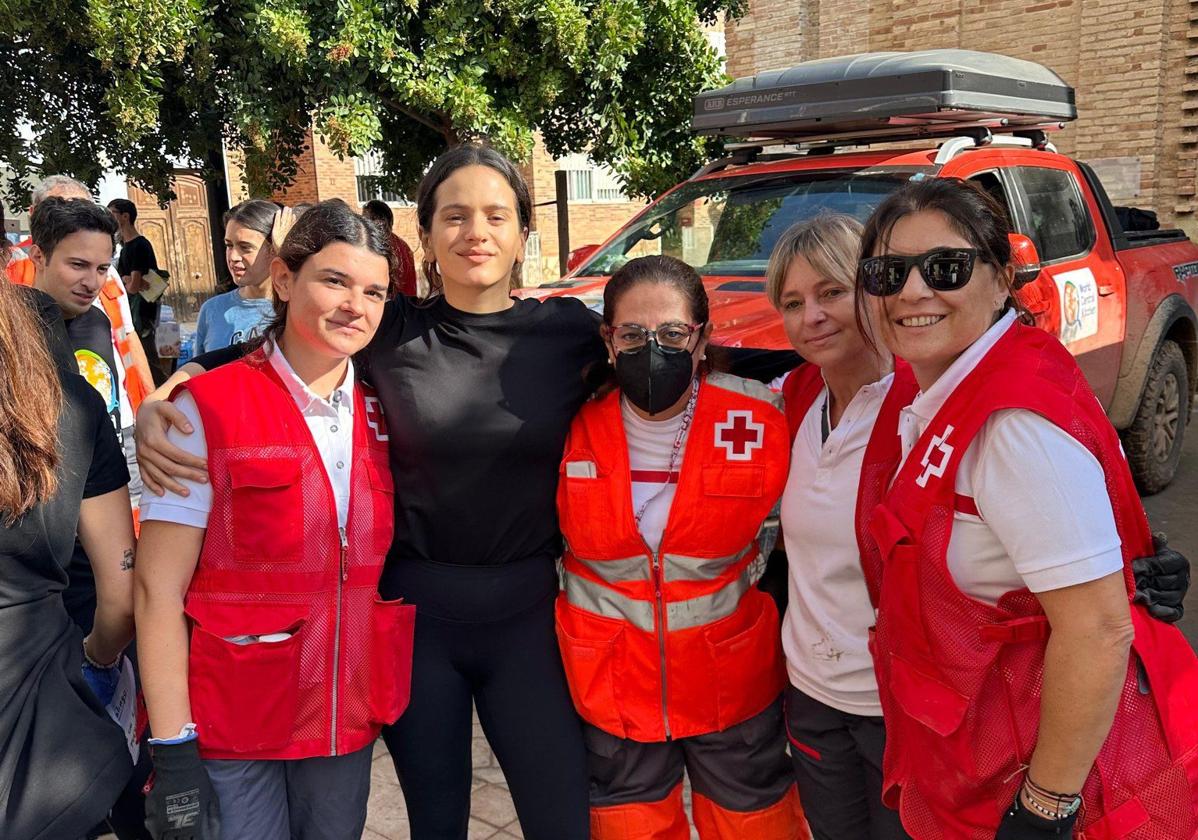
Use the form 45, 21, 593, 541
784, 685, 911, 840
381, 557, 589, 840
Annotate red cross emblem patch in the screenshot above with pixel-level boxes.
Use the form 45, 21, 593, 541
715, 410, 764, 461
364, 395, 390, 442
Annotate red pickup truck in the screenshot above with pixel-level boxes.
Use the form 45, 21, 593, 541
522, 50, 1198, 493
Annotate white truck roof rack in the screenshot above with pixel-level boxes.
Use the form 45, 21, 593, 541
693, 49, 1076, 145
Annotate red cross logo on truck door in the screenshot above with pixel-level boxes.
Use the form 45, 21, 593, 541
715, 410, 764, 461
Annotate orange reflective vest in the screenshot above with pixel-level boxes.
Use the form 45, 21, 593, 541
7, 252, 151, 413
556, 372, 789, 742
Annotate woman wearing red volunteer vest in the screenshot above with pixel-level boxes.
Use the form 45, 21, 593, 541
556, 254, 807, 840
765, 214, 912, 840
135, 200, 415, 840
853, 178, 1198, 839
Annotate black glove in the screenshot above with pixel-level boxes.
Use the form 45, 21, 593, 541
994, 795, 1078, 838
1132, 532, 1190, 624
144, 739, 221, 840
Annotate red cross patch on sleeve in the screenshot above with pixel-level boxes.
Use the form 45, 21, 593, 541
715, 410, 764, 461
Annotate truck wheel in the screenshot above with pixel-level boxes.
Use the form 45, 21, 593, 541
1122, 339, 1189, 496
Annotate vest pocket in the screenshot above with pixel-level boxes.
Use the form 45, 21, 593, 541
555, 595, 627, 738
368, 596, 416, 725
701, 465, 764, 497
703, 589, 784, 731
366, 460, 396, 555
185, 600, 307, 754
228, 458, 304, 563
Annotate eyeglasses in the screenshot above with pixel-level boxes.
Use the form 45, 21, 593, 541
858, 248, 978, 297
605, 322, 705, 354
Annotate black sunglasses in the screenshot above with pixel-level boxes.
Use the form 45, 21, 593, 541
858, 248, 978, 297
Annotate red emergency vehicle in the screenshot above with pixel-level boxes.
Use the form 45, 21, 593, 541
521, 49, 1198, 493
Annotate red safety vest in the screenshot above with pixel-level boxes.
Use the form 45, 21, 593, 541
179, 352, 414, 761
855, 323, 1198, 839
556, 372, 789, 742
782, 363, 824, 444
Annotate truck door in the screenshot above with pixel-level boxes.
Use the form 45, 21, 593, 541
964, 169, 1062, 335
1007, 163, 1124, 406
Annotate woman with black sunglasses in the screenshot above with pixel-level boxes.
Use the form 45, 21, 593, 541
555, 255, 807, 839
851, 177, 1198, 839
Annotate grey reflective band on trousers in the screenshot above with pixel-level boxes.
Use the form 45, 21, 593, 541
561, 552, 759, 633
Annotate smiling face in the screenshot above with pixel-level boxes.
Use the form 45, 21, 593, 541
225, 220, 269, 286
778, 254, 868, 371
420, 165, 527, 295
870, 209, 1010, 388
272, 241, 389, 361
31, 231, 114, 318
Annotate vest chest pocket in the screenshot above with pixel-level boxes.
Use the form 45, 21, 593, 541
559, 450, 622, 557
366, 460, 396, 555
229, 458, 304, 563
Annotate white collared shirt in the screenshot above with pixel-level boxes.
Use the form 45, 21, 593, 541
140, 345, 357, 529
780, 371, 893, 716
895, 311, 1123, 604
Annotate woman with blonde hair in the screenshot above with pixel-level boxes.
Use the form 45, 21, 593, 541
766, 213, 911, 840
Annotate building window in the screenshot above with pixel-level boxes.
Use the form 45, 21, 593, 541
353, 151, 413, 206
557, 153, 627, 203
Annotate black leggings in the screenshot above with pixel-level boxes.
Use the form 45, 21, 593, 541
381, 557, 589, 840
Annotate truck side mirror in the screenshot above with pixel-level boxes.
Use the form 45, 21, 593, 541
567, 244, 600, 273
1009, 233, 1042, 289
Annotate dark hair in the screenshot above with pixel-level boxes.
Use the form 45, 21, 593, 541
32, 197, 117, 259
854, 177, 1027, 346
362, 200, 394, 228
106, 197, 137, 223
602, 255, 710, 326
415, 143, 532, 294
223, 199, 279, 240
254, 199, 394, 350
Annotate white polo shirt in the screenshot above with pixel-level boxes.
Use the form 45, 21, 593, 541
139, 346, 356, 529
623, 397, 692, 554
897, 310, 1124, 604
781, 372, 893, 717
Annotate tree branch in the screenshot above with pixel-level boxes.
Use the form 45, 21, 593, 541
381, 97, 455, 145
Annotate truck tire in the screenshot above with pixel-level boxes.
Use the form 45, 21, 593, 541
1122, 339, 1189, 496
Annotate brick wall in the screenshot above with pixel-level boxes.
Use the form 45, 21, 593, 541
725, 0, 1198, 237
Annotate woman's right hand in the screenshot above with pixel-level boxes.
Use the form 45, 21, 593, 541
136, 398, 208, 496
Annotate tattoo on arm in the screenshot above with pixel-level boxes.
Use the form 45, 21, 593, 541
121, 549, 135, 571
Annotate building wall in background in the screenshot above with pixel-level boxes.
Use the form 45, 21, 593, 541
725, 0, 1198, 238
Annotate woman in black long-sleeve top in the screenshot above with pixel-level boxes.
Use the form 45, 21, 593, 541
135, 147, 603, 840
0, 277, 137, 840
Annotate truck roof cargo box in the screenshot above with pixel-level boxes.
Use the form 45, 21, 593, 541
694, 50, 1076, 142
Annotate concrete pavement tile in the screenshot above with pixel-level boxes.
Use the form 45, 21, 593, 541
372, 738, 388, 760
365, 772, 410, 840
468, 817, 500, 839
472, 735, 497, 767
500, 818, 523, 838
472, 766, 507, 784
470, 782, 519, 827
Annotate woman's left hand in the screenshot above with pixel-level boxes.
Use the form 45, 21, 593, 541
1132, 533, 1190, 623
81, 655, 123, 707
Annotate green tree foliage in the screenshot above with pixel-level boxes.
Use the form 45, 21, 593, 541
0, 0, 742, 205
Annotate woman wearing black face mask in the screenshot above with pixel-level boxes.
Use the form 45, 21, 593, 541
555, 255, 808, 840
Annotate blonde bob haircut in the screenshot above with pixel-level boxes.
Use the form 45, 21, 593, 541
765, 213, 865, 309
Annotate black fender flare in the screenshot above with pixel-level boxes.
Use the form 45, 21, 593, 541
1109, 294, 1198, 429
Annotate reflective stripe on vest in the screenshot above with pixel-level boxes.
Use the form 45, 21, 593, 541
563, 551, 759, 632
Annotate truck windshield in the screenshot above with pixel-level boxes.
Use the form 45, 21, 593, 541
579, 169, 921, 277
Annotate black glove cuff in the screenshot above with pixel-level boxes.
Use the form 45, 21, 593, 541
1009, 794, 1079, 836
149, 737, 204, 772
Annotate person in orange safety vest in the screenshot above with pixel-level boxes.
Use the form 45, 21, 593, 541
555, 255, 809, 840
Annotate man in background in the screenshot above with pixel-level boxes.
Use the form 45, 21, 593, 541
107, 198, 162, 379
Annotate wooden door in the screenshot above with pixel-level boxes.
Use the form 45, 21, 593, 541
129, 172, 217, 322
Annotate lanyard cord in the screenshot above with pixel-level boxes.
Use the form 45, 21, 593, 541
634, 378, 700, 526
820, 394, 831, 446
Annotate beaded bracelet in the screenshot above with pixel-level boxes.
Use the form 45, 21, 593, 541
1022, 775, 1082, 820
